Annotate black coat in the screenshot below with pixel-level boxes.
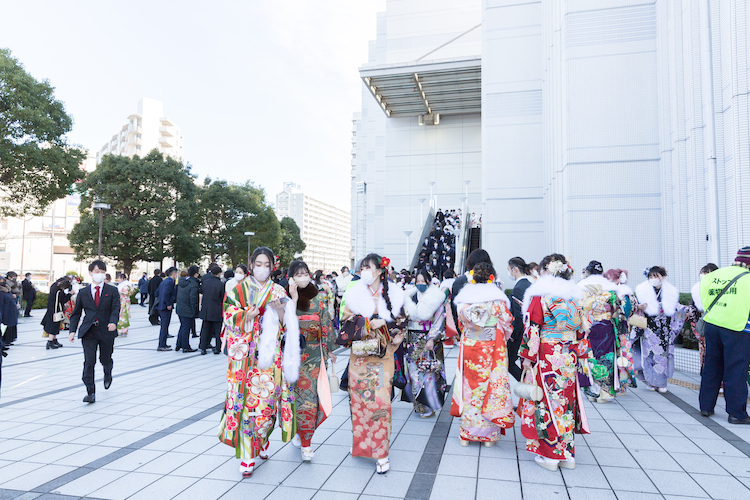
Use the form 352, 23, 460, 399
0, 289, 18, 327
41, 284, 72, 334
176, 276, 200, 318
155, 277, 177, 311
69, 283, 121, 339
22, 278, 36, 301
199, 274, 225, 322
510, 277, 533, 340
147, 275, 162, 298
451, 274, 469, 335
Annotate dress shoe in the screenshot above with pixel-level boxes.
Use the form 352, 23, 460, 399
175, 346, 181, 352
701, 410, 714, 417
46, 341, 58, 350
200, 349, 207, 355
167, 334, 174, 338
104, 375, 112, 390
191, 334, 199, 338
24, 314, 32, 317
83, 393, 96, 403
213, 348, 221, 354
728, 415, 750, 425
183, 347, 197, 353
54, 339, 63, 347
157, 347, 172, 352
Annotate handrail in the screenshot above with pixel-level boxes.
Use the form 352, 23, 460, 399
408, 206, 436, 272
456, 212, 471, 274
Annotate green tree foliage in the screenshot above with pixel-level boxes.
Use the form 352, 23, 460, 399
277, 216, 306, 268
197, 179, 280, 267
0, 48, 86, 216
68, 151, 200, 275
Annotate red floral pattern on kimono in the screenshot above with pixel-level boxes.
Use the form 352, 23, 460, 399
519, 294, 590, 460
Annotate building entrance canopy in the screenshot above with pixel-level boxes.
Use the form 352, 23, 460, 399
360, 56, 481, 118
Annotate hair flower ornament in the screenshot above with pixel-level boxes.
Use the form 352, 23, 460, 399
380, 256, 391, 269
547, 260, 568, 277
468, 269, 477, 284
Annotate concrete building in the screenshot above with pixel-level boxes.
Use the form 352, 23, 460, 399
96, 98, 183, 164
352, 0, 750, 291
276, 183, 351, 273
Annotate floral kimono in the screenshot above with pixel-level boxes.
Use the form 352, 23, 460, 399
295, 287, 336, 447
402, 285, 449, 414
451, 283, 515, 442
339, 280, 406, 459
519, 275, 591, 461
218, 277, 301, 460
117, 281, 135, 336
633, 280, 686, 389
578, 276, 619, 398
614, 284, 638, 391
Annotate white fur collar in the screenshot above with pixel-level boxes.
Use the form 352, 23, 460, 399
616, 284, 634, 299
405, 285, 447, 321
454, 283, 510, 306
635, 280, 679, 316
257, 300, 301, 383
578, 274, 616, 292
344, 279, 405, 322
522, 275, 583, 314
691, 281, 703, 312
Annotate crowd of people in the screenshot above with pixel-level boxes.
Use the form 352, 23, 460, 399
415, 208, 460, 280
1, 240, 749, 479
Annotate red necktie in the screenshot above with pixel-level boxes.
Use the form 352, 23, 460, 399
95, 286, 100, 307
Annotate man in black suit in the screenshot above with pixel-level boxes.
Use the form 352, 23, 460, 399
21, 273, 36, 317
199, 264, 225, 355
155, 267, 178, 351
508, 257, 533, 381
68, 260, 121, 403
147, 269, 163, 325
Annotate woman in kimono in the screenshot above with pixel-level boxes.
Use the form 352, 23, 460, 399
603, 269, 639, 393
287, 260, 336, 462
578, 261, 619, 403
218, 246, 301, 478
451, 262, 515, 447
339, 253, 406, 474
634, 266, 686, 393
519, 254, 590, 471
117, 274, 135, 337
403, 269, 449, 418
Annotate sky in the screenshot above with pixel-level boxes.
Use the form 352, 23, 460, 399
1, 0, 386, 211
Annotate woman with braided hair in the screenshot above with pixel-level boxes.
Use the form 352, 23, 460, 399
338, 253, 407, 474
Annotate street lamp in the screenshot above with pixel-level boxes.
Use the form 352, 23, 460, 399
403, 230, 412, 270
244, 231, 255, 265
428, 182, 436, 209
417, 198, 426, 223
93, 202, 110, 261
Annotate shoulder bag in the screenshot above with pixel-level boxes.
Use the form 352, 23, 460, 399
513, 365, 544, 402
52, 292, 65, 322
696, 271, 749, 336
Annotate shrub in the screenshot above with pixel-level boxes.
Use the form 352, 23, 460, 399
32, 292, 49, 309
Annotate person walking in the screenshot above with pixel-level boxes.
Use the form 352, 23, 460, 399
507, 257, 533, 381
699, 247, 750, 424
21, 273, 36, 317
155, 267, 178, 351
138, 272, 149, 307
68, 260, 121, 403
41, 277, 72, 350
175, 265, 200, 353
147, 269, 163, 325
200, 265, 225, 354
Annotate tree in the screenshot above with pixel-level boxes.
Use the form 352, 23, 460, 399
197, 179, 280, 267
68, 150, 200, 275
0, 48, 86, 217
277, 217, 306, 268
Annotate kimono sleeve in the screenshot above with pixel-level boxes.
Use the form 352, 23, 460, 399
337, 305, 367, 347
223, 285, 250, 340
519, 296, 543, 361
319, 294, 336, 354
492, 300, 514, 340
427, 292, 449, 340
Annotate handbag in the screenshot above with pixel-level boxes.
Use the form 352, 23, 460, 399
513, 365, 544, 402
351, 337, 386, 357
696, 271, 749, 336
328, 359, 339, 393
628, 314, 647, 329
52, 292, 65, 322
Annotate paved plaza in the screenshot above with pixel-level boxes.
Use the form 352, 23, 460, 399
2, 308, 750, 500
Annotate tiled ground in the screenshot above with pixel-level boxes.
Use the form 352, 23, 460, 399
1, 306, 749, 499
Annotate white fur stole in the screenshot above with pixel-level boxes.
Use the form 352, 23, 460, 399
635, 280, 680, 316
522, 275, 584, 315
405, 285, 448, 321
344, 279, 405, 322
257, 293, 301, 383
454, 282, 510, 307
691, 281, 703, 312
578, 274, 617, 292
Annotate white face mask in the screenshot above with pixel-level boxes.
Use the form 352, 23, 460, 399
648, 278, 661, 287
253, 266, 270, 282
91, 272, 106, 284
360, 270, 376, 285
294, 276, 311, 288
235, 271, 245, 280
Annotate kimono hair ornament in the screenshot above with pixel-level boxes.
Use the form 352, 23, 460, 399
546, 260, 571, 277
380, 256, 391, 269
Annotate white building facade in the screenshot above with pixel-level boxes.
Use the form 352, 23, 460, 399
352, 0, 750, 291
96, 98, 183, 164
276, 183, 352, 273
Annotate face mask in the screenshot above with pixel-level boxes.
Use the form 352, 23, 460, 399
649, 278, 661, 287
360, 270, 376, 285
235, 272, 245, 280
416, 284, 428, 293
91, 272, 106, 284
294, 276, 311, 288
253, 266, 270, 282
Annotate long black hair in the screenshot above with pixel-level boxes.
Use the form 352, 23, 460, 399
362, 253, 393, 314
466, 248, 492, 271
508, 256, 529, 275
250, 247, 275, 269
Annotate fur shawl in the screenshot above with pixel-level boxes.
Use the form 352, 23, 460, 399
405, 285, 447, 321
691, 281, 703, 312
257, 293, 301, 383
344, 279, 405, 322
522, 275, 584, 314
578, 274, 617, 292
635, 280, 680, 316
616, 284, 634, 299
454, 283, 510, 307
